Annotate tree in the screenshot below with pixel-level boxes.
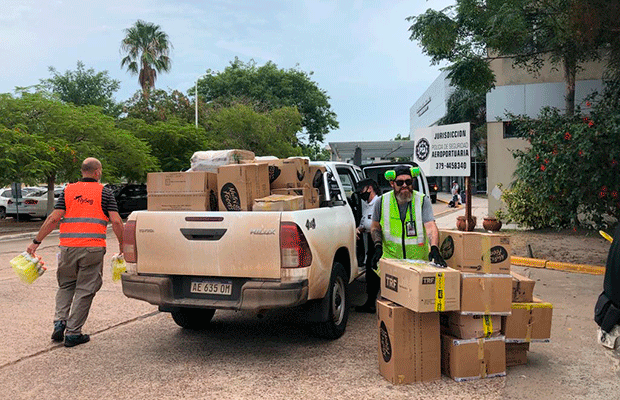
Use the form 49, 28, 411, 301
0, 94, 157, 214
39, 61, 121, 116
195, 59, 338, 144
124, 89, 195, 124
407, 0, 620, 115
120, 20, 172, 98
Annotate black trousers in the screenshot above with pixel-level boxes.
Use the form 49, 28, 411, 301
363, 233, 380, 305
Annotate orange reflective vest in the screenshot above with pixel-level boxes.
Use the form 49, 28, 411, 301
59, 182, 109, 247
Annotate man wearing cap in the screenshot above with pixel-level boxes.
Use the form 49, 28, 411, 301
370, 165, 446, 276
354, 178, 381, 313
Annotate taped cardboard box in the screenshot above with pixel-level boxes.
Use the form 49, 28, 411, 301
308, 164, 326, 189
148, 193, 211, 211
506, 342, 530, 367
511, 271, 535, 302
147, 171, 217, 194
502, 299, 553, 343
439, 230, 511, 274
380, 259, 460, 313
253, 194, 304, 212
441, 312, 502, 339
441, 335, 506, 382
189, 149, 255, 172
377, 299, 441, 384
460, 273, 513, 315
272, 186, 320, 209
218, 163, 270, 211
269, 157, 310, 189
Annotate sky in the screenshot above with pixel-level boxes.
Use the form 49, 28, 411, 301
0, 0, 454, 144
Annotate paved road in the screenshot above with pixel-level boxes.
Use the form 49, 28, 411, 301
1, 221, 619, 399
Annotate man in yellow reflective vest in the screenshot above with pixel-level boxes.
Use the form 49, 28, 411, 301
27, 158, 124, 347
370, 165, 446, 270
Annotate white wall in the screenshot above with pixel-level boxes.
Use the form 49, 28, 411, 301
410, 70, 455, 133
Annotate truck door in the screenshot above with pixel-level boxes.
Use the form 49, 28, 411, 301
336, 165, 365, 270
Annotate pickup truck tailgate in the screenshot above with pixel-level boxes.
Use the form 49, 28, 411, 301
134, 211, 282, 279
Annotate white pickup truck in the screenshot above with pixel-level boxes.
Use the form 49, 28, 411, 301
120, 161, 433, 339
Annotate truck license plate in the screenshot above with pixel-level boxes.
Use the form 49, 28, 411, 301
190, 281, 232, 295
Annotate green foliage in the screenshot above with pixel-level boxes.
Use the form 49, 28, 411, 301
124, 89, 195, 124
195, 59, 338, 144
204, 104, 303, 159
39, 61, 121, 116
502, 82, 620, 229
121, 20, 172, 97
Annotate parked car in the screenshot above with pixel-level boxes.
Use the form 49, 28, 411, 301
0, 187, 40, 219
114, 184, 147, 218
360, 161, 436, 202
6, 187, 64, 220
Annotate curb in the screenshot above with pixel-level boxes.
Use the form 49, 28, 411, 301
511, 256, 605, 275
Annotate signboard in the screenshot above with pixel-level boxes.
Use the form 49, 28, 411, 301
413, 122, 470, 177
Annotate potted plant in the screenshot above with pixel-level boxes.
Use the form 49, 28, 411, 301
483, 210, 504, 232
456, 215, 477, 231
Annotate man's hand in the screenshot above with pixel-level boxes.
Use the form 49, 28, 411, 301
372, 244, 383, 266
429, 245, 447, 267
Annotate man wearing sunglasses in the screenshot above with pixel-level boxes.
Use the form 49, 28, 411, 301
369, 165, 446, 274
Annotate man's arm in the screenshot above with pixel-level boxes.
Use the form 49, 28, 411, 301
424, 220, 440, 247
370, 221, 383, 246
108, 211, 124, 254
26, 209, 65, 255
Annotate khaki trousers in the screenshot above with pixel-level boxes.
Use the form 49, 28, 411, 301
55, 246, 106, 335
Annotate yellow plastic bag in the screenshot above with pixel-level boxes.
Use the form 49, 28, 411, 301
111, 254, 126, 282
11, 252, 46, 284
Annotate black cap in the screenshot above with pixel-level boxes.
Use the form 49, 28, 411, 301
393, 165, 412, 177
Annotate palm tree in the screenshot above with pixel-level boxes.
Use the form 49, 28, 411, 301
120, 20, 172, 98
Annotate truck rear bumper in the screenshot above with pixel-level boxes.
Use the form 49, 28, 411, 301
121, 274, 308, 311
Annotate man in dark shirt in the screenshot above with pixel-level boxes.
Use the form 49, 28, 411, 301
27, 158, 124, 347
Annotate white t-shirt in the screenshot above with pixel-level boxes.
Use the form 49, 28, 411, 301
359, 195, 379, 231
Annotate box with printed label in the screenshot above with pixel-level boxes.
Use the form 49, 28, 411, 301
268, 157, 310, 189
439, 230, 511, 274
440, 312, 502, 339
217, 163, 270, 211
272, 186, 320, 209
511, 271, 535, 302
441, 335, 506, 381
377, 299, 441, 384
505, 342, 530, 367
460, 273, 513, 315
148, 193, 211, 211
502, 299, 553, 342
379, 259, 460, 313
147, 171, 217, 194
252, 194, 304, 212
308, 164, 326, 190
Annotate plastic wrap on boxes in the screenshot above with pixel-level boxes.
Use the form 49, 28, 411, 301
189, 150, 255, 172
111, 254, 127, 282
10, 252, 46, 284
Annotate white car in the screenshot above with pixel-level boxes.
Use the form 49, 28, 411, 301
6, 187, 64, 220
0, 187, 39, 219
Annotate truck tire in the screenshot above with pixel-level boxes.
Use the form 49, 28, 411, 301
171, 308, 216, 330
310, 262, 349, 339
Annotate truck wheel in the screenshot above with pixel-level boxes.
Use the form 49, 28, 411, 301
171, 308, 216, 330
310, 262, 349, 339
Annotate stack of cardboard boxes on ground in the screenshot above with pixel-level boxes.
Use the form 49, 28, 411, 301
377, 230, 553, 384
145, 150, 325, 213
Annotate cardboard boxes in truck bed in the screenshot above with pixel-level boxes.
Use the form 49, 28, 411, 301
502, 299, 553, 342
377, 300, 441, 384
268, 158, 310, 189
272, 186, 320, 209
147, 171, 218, 211
441, 335, 506, 381
439, 230, 511, 274
189, 149, 255, 172
252, 194, 304, 212
441, 312, 502, 339
511, 271, 535, 302
218, 163, 270, 211
380, 259, 460, 313
460, 273, 513, 315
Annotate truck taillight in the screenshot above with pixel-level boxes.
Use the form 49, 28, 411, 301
123, 220, 137, 263
280, 222, 312, 268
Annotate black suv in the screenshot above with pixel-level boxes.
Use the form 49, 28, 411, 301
360, 161, 437, 203
107, 184, 148, 218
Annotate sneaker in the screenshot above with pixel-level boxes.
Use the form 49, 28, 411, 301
51, 320, 66, 342
64, 333, 90, 347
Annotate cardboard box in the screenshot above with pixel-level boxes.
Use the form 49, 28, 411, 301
269, 157, 310, 189
439, 230, 511, 274
511, 271, 535, 302
380, 259, 460, 313
441, 335, 506, 381
148, 193, 210, 211
505, 342, 530, 367
272, 186, 320, 209
502, 299, 553, 342
147, 171, 217, 194
460, 273, 513, 315
441, 312, 502, 339
252, 194, 304, 211
377, 299, 441, 384
189, 149, 255, 172
217, 163, 270, 211
308, 164, 326, 189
